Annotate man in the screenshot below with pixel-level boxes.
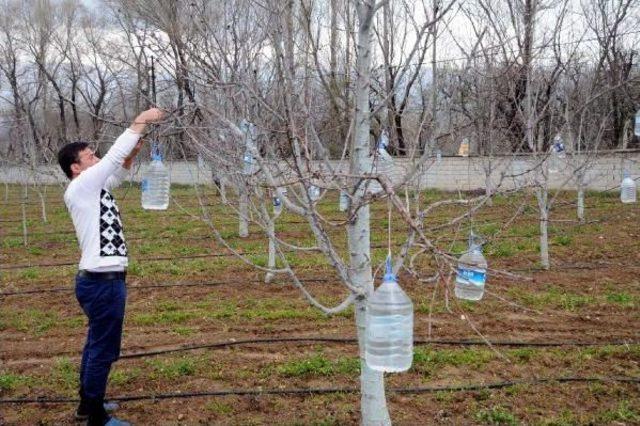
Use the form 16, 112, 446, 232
57, 108, 165, 426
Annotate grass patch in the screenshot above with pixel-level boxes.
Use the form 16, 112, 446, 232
109, 367, 142, 386
606, 292, 636, 307
596, 400, 640, 423
51, 358, 77, 393
0, 373, 30, 390
205, 400, 234, 415
276, 354, 360, 378
552, 235, 572, 246
146, 357, 198, 379
413, 347, 493, 376
474, 405, 518, 425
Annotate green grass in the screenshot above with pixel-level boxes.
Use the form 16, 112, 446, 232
275, 353, 360, 378
606, 292, 636, 307
474, 405, 519, 425
0, 308, 58, 335
0, 373, 30, 390
595, 401, 640, 423
205, 400, 234, 415
413, 347, 493, 376
109, 367, 142, 386
146, 357, 198, 379
51, 358, 78, 394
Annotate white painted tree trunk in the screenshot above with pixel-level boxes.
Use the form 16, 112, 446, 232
350, 2, 392, 425
239, 191, 249, 238
536, 188, 550, 270
265, 207, 281, 284
21, 184, 28, 247
577, 187, 585, 223
36, 189, 47, 223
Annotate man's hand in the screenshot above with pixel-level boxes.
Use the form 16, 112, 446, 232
129, 108, 166, 134
122, 138, 145, 170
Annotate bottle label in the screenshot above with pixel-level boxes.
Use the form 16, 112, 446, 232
141, 179, 149, 192
456, 267, 486, 287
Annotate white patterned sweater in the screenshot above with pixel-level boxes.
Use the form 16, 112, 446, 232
64, 129, 141, 272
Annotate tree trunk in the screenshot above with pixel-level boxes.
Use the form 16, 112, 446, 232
239, 190, 249, 238
577, 186, 585, 223
351, 2, 392, 424
536, 187, 550, 270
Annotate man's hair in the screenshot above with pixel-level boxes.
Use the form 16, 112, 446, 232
58, 141, 89, 179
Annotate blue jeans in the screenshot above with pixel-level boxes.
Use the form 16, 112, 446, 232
75, 273, 127, 403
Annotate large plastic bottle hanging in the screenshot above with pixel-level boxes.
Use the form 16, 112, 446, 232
548, 135, 566, 174
365, 256, 414, 373
634, 109, 640, 137
455, 232, 487, 301
339, 190, 350, 212
141, 144, 170, 210
621, 170, 637, 204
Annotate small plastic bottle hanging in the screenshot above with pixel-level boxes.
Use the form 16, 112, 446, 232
376, 130, 394, 173
436, 149, 442, 164
273, 195, 283, 215
339, 190, 350, 212
621, 170, 637, 204
634, 109, 640, 138
308, 185, 320, 201
240, 119, 256, 176
454, 232, 487, 301
365, 255, 414, 372
548, 135, 566, 174
141, 143, 170, 210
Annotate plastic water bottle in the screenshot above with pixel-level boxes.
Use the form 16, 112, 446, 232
309, 185, 320, 201
436, 149, 442, 163
621, 171, 637, 204
242, 148, 255, 175
141, 150, 170, 210
455, 234, 487, 301
635, 110, 640, 137
376, 131, 394, 174
273, 196, 283, 214
339, 190, 349, 212
548, 136, 566, 174
365, 256, 413, 373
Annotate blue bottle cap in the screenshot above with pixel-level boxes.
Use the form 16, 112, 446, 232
383, 255, 396, 282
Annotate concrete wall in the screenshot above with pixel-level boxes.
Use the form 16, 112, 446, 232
2, 152, 638, 191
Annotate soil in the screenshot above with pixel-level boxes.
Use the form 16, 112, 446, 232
1, 187, 639, 425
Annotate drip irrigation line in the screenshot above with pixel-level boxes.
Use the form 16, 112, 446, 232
2, 243, 639, 273
0, 278, 332, 297
117, 337, 640, 360
1, 201, 630, 239
1, 376, 638, 405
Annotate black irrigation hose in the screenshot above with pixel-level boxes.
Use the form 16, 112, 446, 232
4, 337, 636, 366
3, 247, 639, 272
117, 337, 640, 360
0, 278, 332, 297
1, 377, 638, 405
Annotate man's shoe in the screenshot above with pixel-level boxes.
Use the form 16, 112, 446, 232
75, 401, 120, 421
103, 417, 131, 426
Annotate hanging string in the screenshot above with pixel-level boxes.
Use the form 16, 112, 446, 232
387, 197, 392, 259
466, 146, 475, 239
